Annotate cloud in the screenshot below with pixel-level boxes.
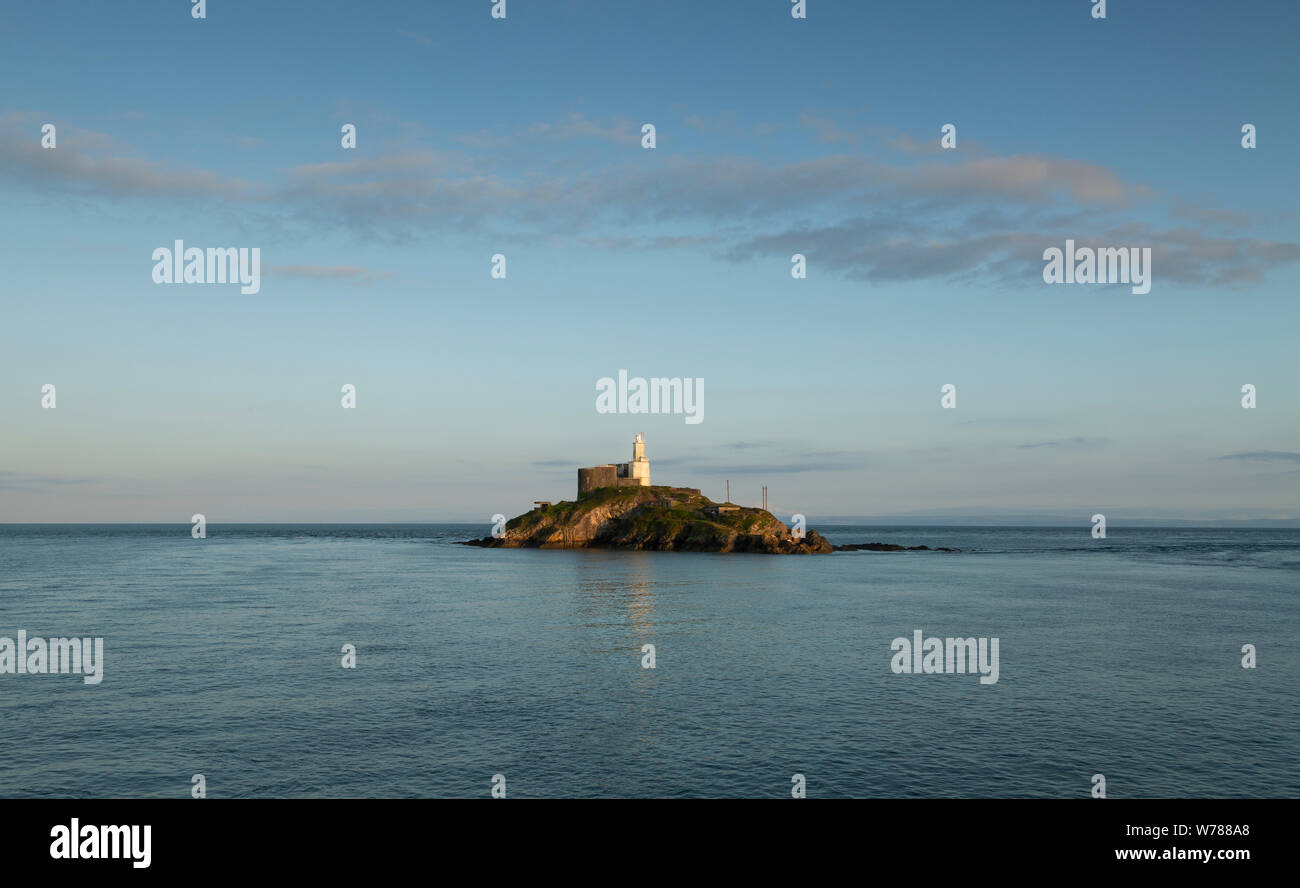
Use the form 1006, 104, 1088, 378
722, 441, 779, 450
1170, 201, 1251, 228
683, 111, 741, 135
885, 133, 942, 156
656, 449, 866, 475
723, 216, 1300, 288
0, 471, 94, 491
1149, 228, 1300, 286
525, 113, 640, 145
398, 30, 433, 47
4, 110, 1297, 289
579, 234, 723, 251
1213, 451, 1300, 463
0, 112, 251, 200
1016, 437, 1109, 450
799, 112, 861, 145
908, 155, 1137, 205
716, 460, 858, 475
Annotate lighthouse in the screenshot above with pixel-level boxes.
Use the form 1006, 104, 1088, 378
576, 434, 652, 497
627, 433, 650, 485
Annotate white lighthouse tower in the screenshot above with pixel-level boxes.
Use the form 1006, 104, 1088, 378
627, 433, 650, 485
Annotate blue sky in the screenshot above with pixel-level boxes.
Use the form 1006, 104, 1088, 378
1, 0, 1297, 523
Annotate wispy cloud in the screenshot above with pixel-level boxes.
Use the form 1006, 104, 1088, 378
1170, 201, 1251, 228
398, 30, 433, 47
525, 113, 640, 145
721, 441, 780, 450
1213, 451, 1300, 463
5, 110, 1297, 288
1017, 437, 1109, 450
0, 111, 252, 200
799, 112, 861, 145
0, 471, 94, 491
656, 448, 866, 475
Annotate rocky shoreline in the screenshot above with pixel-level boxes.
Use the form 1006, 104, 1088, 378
460, 486, 956, 555
460, 485, 832, 553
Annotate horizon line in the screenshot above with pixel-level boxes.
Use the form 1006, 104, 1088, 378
3, 520, 1299, 528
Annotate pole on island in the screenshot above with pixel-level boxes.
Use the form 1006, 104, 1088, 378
726, 480, 730, 503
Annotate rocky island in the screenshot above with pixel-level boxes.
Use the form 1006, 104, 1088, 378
462, 483, 833, 553
460, 435, 952, 555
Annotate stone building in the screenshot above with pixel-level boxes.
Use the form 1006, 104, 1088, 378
578, 434, 651, 497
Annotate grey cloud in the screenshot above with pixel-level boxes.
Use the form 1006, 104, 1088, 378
724, 216, 1299, 289
1016, 437, 1109, 450
959, 417, 1048, 427
5, 111, 1296, 288
799, 113, 861, 145
684, 112, 741, 135
525, 113, 640, 145
905, 155, 1137, 206
398, 30, 433, 46
722, 441, 780, 450
718, 460, 857, 475
0, 472, 94, 491
1214, 451, 1300, 463
579, 234, 724, 251
0, 112, 251, 200
1170, 201, 1251, 228
885, 133, 944, 156
657, 449, 866, 476
1151, 228, 1300, 285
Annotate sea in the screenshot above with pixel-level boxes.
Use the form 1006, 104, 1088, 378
0, 524, 1296, 798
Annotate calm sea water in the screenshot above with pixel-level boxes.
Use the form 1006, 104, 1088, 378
0, 524, 1296, 798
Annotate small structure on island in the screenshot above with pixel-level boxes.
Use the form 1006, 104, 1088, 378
704, 478, 739, 515
577, 433, 651, 498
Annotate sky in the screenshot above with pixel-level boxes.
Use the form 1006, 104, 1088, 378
1, 0, 1298, 523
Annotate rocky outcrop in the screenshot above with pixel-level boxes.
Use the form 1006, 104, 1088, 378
461, 485, 832, 554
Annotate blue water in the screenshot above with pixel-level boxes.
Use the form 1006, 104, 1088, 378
0, 524, 1296, 798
